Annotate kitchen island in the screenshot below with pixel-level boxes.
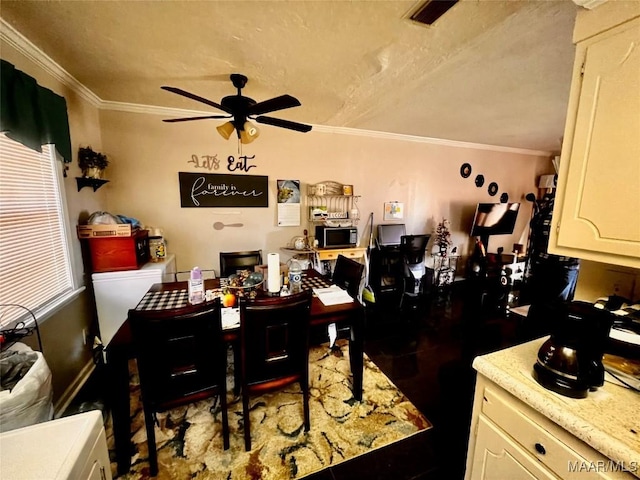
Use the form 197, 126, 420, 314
465, 338, 639, 479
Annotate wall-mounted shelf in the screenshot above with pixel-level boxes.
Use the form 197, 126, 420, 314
307, 181, 360, 225
76, 177, 109, 192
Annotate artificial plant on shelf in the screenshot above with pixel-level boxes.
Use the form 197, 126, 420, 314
435, 218, 453, 257
78, 146, 109, 179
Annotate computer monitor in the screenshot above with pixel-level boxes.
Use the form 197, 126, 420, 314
377, 224, 406, 247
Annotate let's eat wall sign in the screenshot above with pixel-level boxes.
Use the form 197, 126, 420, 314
179, 172, 269, 208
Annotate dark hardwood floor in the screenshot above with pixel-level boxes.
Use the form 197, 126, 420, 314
342, 281, 521, 480
65, 280, 523, 480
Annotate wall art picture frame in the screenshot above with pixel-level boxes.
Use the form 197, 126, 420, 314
383, 201, 404, 220
342, 184, 353, 196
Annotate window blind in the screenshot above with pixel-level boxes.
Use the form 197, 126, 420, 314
0, 133, 73, 328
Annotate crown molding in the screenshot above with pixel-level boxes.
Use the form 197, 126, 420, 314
1, 18, 101, 107
100, 100, 215, 119
311, 124, 552, 157
105, 102, 550, 156
3, 18, 550, 158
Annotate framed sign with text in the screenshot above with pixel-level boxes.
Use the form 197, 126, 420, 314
179, 172, 268, 208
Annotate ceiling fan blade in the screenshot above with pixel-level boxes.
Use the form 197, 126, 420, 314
161, 86, 233, 113
163, 115, 231, 123
255, 116, 312, 133
248, 94, 301, 116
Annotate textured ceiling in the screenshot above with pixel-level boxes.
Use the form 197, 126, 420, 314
0, 0, 579, 152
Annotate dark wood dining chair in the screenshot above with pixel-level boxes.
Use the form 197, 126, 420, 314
332, 254, 365, 299
173, 269, 217, 282
238, 290, 313, 451
128, 298, 229, 476
219, 250, 263, 278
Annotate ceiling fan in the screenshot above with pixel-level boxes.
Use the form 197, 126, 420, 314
161, 73, 312, 144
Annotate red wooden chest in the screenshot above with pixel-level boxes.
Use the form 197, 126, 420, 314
87, 229, 150, 273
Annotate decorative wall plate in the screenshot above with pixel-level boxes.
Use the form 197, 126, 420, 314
488, 182, 498, 196
475, 174, 485, 187
500, 192, 509, 203
460, 163, 472, 178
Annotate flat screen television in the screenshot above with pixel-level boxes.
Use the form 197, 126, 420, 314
470, 203, 520, 239
377, 224, 406, 247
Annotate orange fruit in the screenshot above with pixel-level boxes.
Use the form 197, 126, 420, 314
222, 292, 236, 308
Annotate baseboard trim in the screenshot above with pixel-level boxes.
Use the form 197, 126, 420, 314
53, 360, 96, 418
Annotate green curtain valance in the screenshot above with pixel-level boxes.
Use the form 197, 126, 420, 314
0, 59, 72, 164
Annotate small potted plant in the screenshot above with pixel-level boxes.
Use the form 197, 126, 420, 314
78, 146, 109, 179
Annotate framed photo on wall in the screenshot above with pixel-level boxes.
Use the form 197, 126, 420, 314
383, 202, 404, 220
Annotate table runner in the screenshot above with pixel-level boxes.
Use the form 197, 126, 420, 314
136, 289, 188, 311
135, 275, 333, 312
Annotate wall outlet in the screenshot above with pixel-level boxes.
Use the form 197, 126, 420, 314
605, 268, 635, 299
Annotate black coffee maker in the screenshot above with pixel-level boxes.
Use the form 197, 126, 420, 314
533, 301, 614, 398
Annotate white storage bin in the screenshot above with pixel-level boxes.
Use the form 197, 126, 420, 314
0, 342, 53, 432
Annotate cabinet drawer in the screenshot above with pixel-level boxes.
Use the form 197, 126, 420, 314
471, 415, 559, 480
316, 250, 339, 261
315, 248, 365, 262
481, 387, 625, 479
342, 250, 363, 259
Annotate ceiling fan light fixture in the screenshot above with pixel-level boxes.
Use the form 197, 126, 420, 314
240, 121, 260, 144
216, 121, 235, 140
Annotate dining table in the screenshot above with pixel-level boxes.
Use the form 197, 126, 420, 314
105, 269, 365, 475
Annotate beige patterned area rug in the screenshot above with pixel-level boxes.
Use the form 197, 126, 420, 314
108, 340, 431, 480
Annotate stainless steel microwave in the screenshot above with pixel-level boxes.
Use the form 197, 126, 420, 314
315, 226, 358, 248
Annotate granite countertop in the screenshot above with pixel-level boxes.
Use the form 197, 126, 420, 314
473, 338, 640, 468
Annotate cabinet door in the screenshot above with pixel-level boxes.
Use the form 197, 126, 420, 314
79, 428, 113, 480
86, 460, 108, 480
469, 415, 559, 480
550, 17, 640, 268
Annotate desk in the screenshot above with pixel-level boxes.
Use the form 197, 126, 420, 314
106, 269, 365, 474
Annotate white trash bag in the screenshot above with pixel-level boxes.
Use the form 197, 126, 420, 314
0, 343, 53, 433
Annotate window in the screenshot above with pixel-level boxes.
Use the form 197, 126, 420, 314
0, 133, 77, 328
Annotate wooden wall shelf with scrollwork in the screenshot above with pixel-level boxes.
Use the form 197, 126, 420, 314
76, 177, 109, 192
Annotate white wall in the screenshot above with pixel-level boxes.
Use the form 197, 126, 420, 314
99, 109, 551, 274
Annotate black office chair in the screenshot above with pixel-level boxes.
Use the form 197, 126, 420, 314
128, 299, 229, 476
238, 290, 312, 451
332, 254, 365, 299
219, 250, 263, 278
399, 234, 431, 309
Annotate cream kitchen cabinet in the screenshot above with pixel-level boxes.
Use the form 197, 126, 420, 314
465, 339, 639, 480
0, 410, 112, 480
466, 378, 632, 479
549, 4, 640, 269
